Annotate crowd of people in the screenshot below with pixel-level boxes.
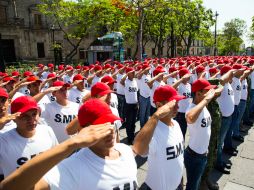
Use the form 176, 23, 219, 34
0, 56, 254, 190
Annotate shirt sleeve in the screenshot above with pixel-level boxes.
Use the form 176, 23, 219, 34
43, 160, 79, 190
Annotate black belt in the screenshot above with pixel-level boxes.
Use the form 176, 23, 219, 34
240, 99, 246, 102
186, 146, 207, 157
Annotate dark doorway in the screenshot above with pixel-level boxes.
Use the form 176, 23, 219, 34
37, 43, 45, 58
97, 52, 110, 62
2, 39, 16, 62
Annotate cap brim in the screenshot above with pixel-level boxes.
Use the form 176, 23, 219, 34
16, 105, 39, 114
169, 95, 186, 102
93, 113, 122, 125
98, 89, 113, 96
204, 85, 217, 90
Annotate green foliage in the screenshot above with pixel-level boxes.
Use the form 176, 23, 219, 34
217, 18, 246, 55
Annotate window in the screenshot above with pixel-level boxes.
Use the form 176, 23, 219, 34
127, 48, 131, 57
37, 43, 45, 58
79, 48, 85, 59
34, 14, 42, 26
0, 6, 7, 24
152, 48, 156, 56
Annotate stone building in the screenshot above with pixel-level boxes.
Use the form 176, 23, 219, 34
0, 0, 211, 66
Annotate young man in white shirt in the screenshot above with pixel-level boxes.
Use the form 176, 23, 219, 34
1, 99, 138, 190
40, 81, 79, 143
147, 67, 165, 115
185, 79, 216, 190
68, 74, 90, 105
137, 64, 151, 128
0, 96, 58, 179
116, 65, 126, 121
0, 88, 20, 133
63, 66, 74, 84
121, 67, 139, 144
215, 66, 235, 174
175, 68, 192, 139
133, 85, 185, 190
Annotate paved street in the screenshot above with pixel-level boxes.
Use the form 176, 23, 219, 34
119, 121, 254, 190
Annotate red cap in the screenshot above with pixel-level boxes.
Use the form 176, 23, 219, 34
220, 65, 232, 75
75, 65, 82, 70
153, 67, 165, 76
48, 63, 54, 68
168, 67, 177, 73
3, 76, 16, 83
153, 85, 185, 103
23, 71, 33, 77
126, 67, 135, 73
0, 88, 8, 98
47, 73, 57, 79
104, 64, 112, 70
26, 76, 42, 83
232, 64, 243, 70
52, 81, 71, 88
83, 66, 89, 71
78, 99, 121, 126
101, 75, 116, 85
196, 66, 205, 74
179, 68, 190, 77
209, 67, 218, 74
117, 64, 124, 69
94, 65, 102, 71
192, 79, 217, 93
73, 74, 85, 81
11, 96, 39, 114
65, 66, 74, 71
142, 64, 150, 70
91, 82, 113, 97
89, 65, 95, 70
0, 72, 8, 77
11, 71, 20, 77
37, 64, 44, 68
58, 65, 65, 71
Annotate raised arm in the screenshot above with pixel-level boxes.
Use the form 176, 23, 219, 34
0, 123, 114, 190
186, 89, 215, 124
133, 100, 176, 155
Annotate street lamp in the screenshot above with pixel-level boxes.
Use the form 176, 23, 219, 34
50, 25, 57, 65
214, 11, 219, 56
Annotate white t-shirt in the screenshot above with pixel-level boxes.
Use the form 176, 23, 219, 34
116, 74, 125, 95
41, 71, 50, 80
150, 80, 165, 108
91, 76, 101, 87
139, 74, 151, 98
124, 78, 138, 104
68, 88, 90, 105
177, 83, 192, 113
232, 77, 241, 105
241, 79, 248, 100
0, 124, 58, 177
18, 87, 30, 96
110, 93, 120, 117
43, 143, 138, 190
41, 101, 79, 143
63, 75, 73, 84
0, 121, 16, 134
145, 120, 184, 190
250, 71, 254, 89
12, 92, 25, 101
186, 103, 212, 154
217, 83, 235, 117
167, 77, 177, 86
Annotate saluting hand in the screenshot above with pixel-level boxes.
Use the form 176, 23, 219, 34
154, 100, 177, 119
204, 89, 216, 102
73, 123, 114, 148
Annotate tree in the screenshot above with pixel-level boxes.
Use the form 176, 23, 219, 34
249, 16, 254, 43
38, 0, 127, 63
218, 18, 246, 55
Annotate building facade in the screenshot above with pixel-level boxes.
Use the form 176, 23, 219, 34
0, 0, 211, 66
